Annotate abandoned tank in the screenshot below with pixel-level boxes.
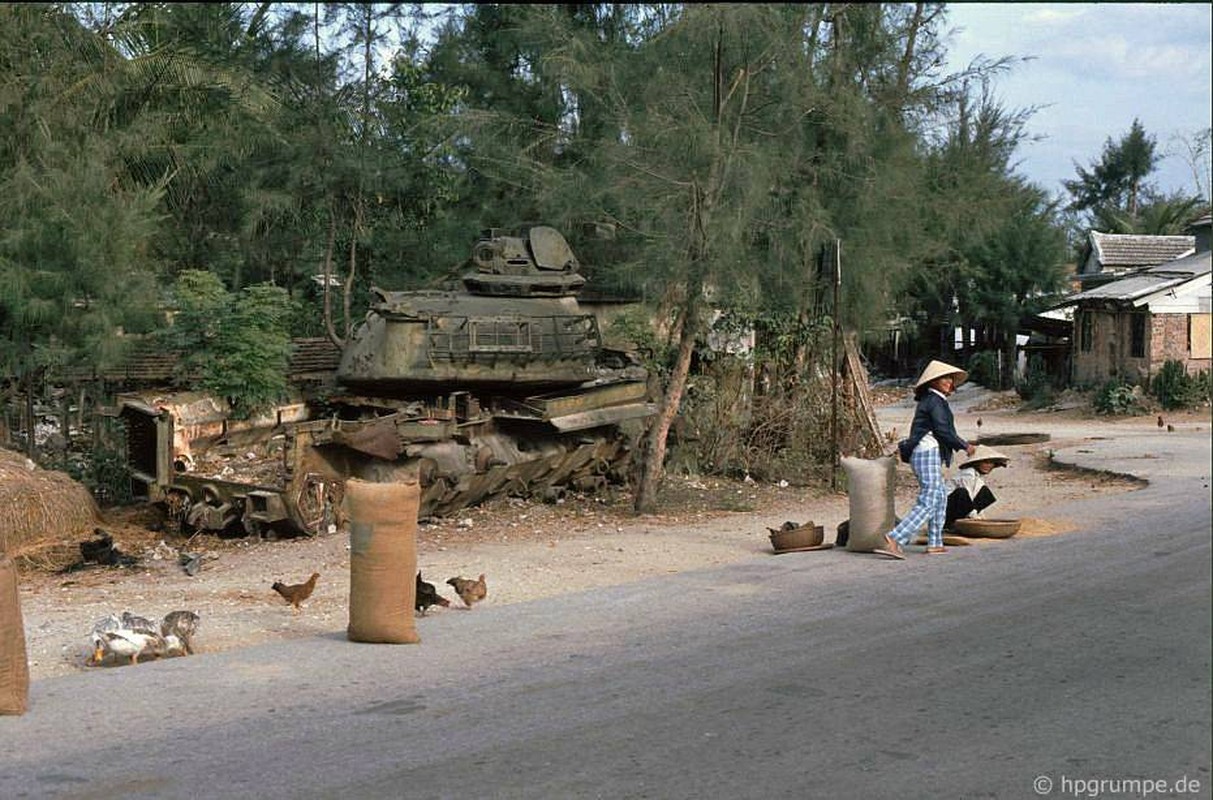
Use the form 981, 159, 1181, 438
118, 225, 653, 537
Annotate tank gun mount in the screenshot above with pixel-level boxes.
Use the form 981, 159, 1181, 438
464, 225, 585, 298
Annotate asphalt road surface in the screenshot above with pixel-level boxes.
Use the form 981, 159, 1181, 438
3, 428, 1210, 800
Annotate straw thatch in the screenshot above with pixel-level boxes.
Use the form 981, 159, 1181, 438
0, 448, 100, 568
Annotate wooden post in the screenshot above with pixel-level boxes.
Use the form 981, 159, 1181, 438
830, 240, 841, 491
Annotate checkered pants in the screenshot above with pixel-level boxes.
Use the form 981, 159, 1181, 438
889, 446, 947, 548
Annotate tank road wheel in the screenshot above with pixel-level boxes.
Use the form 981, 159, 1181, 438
475, 446, 496, 474
244, 518, 265, 540
418, 458, 440, 488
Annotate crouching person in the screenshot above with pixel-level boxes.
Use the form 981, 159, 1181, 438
945, 445, 1009, 530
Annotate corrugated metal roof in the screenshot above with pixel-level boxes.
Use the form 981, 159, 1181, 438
1143, 249, 1212, 277
1091, 231, 1194, 267
1070, 274, 1188, 303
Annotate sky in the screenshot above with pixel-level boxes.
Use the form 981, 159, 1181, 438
941, 2, 1212, 202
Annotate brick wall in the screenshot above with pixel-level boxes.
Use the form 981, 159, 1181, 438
1073, 309, 1211, 385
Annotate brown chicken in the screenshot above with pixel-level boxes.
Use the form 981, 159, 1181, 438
415, 572, 450, 615
272, 572, 320, 612
447, 574, 487, 609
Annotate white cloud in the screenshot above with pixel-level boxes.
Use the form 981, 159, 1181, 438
1022, 8, 1086, 25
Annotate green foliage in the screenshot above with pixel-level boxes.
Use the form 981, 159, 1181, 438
606, 306, 673, 379
1194, 370, 1213, 405
79, 439, 135, 507
1065, 118, 1159, 218
1015, 355, 1056, 408
0, 4, 165, 383
1093, 377, 1145, 416
167, 270, 293, 417
1150, 360, 1203, 410
1090, 192, 1206, 235
965, 351, 1000, 388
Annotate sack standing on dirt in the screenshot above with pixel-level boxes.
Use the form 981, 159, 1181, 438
945, 445, 1010, 530
1, 555, 30, 715
880, 360, 976, 558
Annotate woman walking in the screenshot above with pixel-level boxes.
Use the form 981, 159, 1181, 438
877, 360, 977, 558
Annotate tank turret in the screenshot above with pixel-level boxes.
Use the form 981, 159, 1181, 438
338, 226, 602, 392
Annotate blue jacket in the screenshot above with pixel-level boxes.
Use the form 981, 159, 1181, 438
903, 390, 969, 466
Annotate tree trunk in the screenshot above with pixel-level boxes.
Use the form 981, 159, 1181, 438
24, 378, 35, 460
633, 292, 701, 515
322, 206, 343, 347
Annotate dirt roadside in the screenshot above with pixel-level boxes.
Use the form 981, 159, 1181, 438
16, 389, 1193, 681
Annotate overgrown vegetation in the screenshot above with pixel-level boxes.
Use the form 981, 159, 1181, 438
165, 271, 294, 418
1015, 354, 1057, 409
1151, 360, 1211, 410
1093, 377, 1147, 416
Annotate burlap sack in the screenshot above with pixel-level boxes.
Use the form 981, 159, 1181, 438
841, 455, 897, 553
0, 555, 30, 715
345, 478, 420, 644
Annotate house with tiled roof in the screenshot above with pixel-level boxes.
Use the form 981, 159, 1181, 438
1058, 217, 1212, 385
1077, 230, 1195, 288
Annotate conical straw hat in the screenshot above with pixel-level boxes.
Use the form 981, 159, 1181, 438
960, 444, 1009, 469
915, 359, 968, 389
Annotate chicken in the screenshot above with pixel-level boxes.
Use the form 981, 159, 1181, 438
415, 572, 450, 615
1167, 423, 1175, 432
447, 574, 487, 609
161, 610, 201, 655
272, 572, 320, 612
1158, 415, 1165, 428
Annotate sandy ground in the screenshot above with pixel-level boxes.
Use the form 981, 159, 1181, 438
14, 388, 1189, 681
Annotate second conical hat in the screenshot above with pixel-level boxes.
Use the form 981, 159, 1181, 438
960, 444, 1009, 469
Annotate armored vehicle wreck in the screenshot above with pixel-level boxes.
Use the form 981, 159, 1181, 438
118, 226, 653, 537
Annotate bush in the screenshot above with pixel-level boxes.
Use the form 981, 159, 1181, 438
966, 351, 1001, 389
1093, 377, 1145, 416
1193, 370, 1212, 404
1015, 355, 1055, 408
1151, 360, 1199, 410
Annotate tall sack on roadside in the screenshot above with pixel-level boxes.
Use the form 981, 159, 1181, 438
841, 456, 897, 553
345, 479, 421, 644
0, 555, 30, 715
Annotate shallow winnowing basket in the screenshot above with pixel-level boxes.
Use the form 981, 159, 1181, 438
951, 518, 1022, 539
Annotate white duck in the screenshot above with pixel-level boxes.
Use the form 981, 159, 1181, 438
88, 611, 168, 666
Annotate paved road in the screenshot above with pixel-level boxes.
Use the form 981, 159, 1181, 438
2, 422, 1210, 799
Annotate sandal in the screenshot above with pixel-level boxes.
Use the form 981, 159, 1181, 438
925, 546, 947, 555
874, 534, 906, 560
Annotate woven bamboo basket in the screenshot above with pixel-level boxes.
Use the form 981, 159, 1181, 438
768, 522, 827, 553
951, 518, 1022, 539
